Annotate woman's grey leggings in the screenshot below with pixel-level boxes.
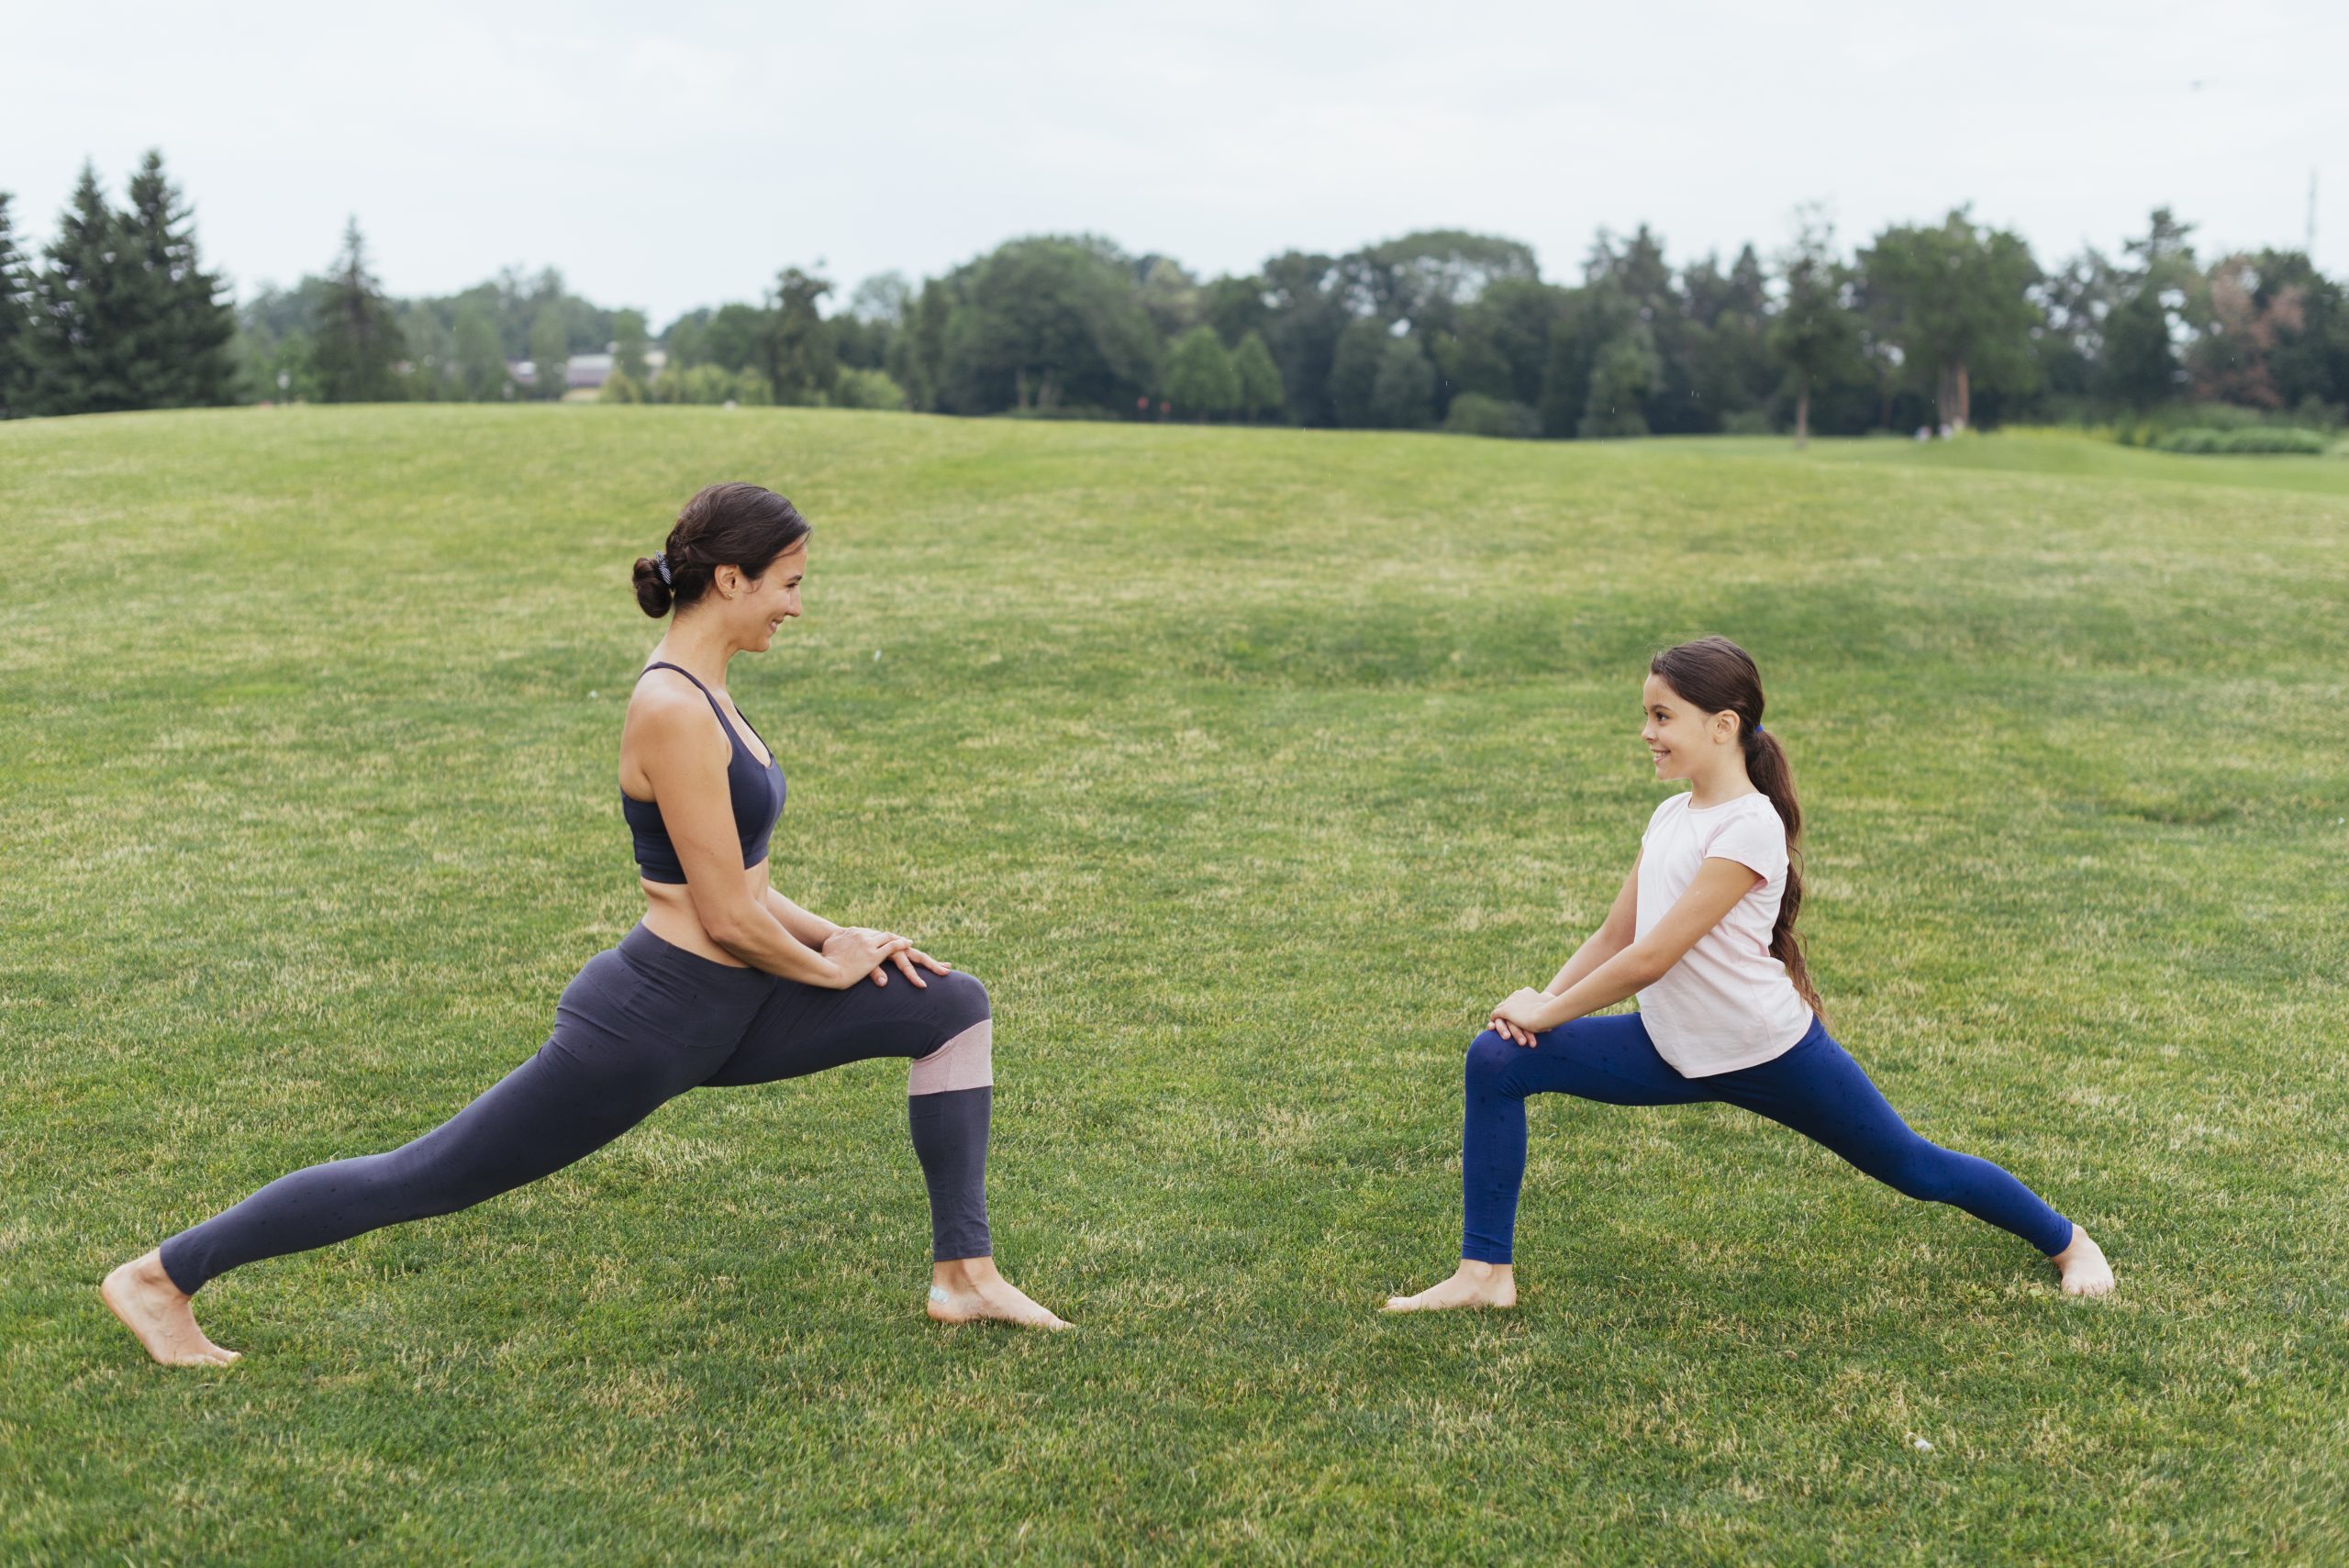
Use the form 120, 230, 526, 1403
159, 925, 997, 1294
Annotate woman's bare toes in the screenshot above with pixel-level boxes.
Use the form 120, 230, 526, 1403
927, 1278, 1070, 1331
102, 1251, 241, 1366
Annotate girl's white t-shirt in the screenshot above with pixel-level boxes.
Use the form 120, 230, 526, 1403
1633, 791, 1814, 1076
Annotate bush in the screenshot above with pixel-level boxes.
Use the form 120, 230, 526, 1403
2151, 426, 2329, 455
1721, 408, 1775, 436
831, 367, 908, 411
996, 404, 1124, 421
597, 372, 646, 405
1441, 394, 1541, 439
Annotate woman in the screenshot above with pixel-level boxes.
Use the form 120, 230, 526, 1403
1386, 635, 2113, 1312
106, 482, 1066, 1365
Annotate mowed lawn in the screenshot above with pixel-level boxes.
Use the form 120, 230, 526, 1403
3, 407, 2345, 1564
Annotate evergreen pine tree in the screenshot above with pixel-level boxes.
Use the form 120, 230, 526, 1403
122, 150, 237, 407
24, 163, 146, 417
312, 217, 405, 402
0, 193, 32, 418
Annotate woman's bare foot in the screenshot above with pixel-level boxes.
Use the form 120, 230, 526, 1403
927, 1256, 1070, 1330
2051, 1227, 2116, 1298
1383, 1260, 1517, 1313
101, 1250, 241, 1366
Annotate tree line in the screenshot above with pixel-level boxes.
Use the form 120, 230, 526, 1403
6, 152, 2346, 441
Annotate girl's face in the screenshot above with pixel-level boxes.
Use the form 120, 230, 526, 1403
1641, 673, 1738, 782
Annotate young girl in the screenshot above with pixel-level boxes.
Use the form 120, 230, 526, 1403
1386, 636, 2113, 1312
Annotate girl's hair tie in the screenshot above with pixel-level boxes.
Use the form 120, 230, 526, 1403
654, 551, 674, 586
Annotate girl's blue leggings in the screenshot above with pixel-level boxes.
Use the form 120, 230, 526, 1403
1461, 1012, 2073, 1263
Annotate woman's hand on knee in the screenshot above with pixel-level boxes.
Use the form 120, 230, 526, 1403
818, 929, 914, 988
831, 928, 952, 988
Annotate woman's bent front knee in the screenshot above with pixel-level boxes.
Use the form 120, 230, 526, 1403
910, 971, 994, 1095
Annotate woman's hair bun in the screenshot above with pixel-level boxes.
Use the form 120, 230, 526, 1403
632, 555, 674, 617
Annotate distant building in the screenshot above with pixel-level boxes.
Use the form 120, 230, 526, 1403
511, 347, 669, 393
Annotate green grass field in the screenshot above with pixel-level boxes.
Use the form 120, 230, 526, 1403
5, 407, 2346, 1564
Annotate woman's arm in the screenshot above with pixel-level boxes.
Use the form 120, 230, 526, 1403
636, 695, 900, 986
1493, 857, 1761, 1039
760, 887, 841, 951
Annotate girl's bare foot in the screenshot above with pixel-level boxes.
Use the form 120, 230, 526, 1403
101, 1250, 241, 1366
1384, 1260, 1517, 1312
927, 1256, 1070, 1330
2051, 1227, 2116, 1298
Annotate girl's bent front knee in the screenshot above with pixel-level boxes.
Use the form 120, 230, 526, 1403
1465, 1029, 1520, 1085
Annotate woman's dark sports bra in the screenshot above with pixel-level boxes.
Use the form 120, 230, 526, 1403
621, 661, 786, 884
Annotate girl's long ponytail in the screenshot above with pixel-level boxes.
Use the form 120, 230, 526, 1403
1741, 725, 1825, 1026
1650, 635, 1826, 1027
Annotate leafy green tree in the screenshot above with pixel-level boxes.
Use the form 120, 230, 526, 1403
1259, 251, 1353, 427
1456, 277, 1563, 408
1768, 212, 1862, 445
662, 310, 709, 370
700, 303, 769, 373
1163, 325, 1240, 419
1537, 281, 1632, 437
1135, 256, 1201, 341
2095, 285, 2176, 410
597, 370, 646, 404
0, 193, 31, 418
765, 267, 834, 405
613, 309, 649, 384
1231, 330, 1283, 422
23, 163, 146, 416
528, 306, 568, 399
1200, 275, 1270, 349
121, 150, 234, 407
2236, 250, 2349, 413
1369, 335, 1436, 428
1859, 208, 2042, 429
1354, 229, 1540, 337
451, 298, 507, 400
1327, 317, 1390, 428
1580, 323, 1661, 437
888, 280, 951, 412
936, 237, 1157, 414
312, 217, 406, 403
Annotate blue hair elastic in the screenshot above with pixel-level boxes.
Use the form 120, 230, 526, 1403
654, 551, 673, 586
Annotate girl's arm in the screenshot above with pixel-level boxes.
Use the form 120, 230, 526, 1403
1494, 858, 1762, 1039
1542, 858, 1642, 996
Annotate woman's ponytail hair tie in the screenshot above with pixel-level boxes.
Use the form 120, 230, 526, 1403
654, 551, 674, 586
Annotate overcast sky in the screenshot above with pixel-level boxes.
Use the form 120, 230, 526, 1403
9, 0, 2344, 325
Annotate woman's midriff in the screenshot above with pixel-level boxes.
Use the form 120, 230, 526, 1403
639, 861, 770, 967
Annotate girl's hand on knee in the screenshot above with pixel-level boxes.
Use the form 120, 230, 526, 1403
1486, 1006, 1537, 1048
1489, 988, 1554, 1044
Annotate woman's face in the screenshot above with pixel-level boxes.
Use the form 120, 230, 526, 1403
727, 539, 807, 652
1640, 673, 1736, 782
